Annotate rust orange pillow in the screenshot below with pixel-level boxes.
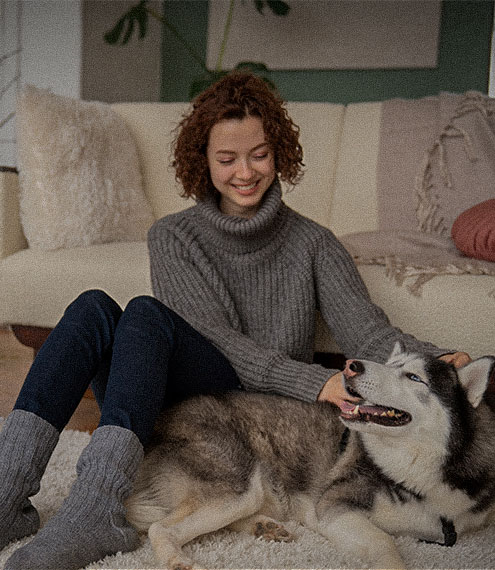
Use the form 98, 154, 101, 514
451, 199, 495, 262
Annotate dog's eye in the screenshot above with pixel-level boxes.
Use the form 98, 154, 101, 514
406, 372, 423, 383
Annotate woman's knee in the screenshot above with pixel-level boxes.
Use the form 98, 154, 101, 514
123, 296, 178, 335
65, 289, 122, 325
125, 295, 173, 317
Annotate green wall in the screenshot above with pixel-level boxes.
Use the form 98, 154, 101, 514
160, 0, 494, 103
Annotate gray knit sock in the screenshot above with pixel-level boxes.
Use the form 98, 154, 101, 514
0, 410, 59, 551
5, 425, 144, 570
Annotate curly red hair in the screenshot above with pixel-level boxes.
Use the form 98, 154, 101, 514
172, 72, 304, 200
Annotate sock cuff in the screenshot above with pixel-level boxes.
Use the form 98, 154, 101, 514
0, 410, 60, 500
77, 425, 144, 480
1, 409, 60, 459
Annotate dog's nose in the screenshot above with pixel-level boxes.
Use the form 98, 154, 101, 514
345, 359, 365, 377
350, 360, 364, 374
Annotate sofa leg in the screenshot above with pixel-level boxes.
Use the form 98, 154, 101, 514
11, 325, 52, 357
10, 325, 95, 400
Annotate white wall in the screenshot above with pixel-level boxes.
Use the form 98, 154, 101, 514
0, 0, 82, 166
22, 0, 81, 96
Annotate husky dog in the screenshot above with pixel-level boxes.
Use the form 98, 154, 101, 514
126, 344, 495, 569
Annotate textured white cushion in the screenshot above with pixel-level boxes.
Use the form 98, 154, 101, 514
16, 86, 155, 250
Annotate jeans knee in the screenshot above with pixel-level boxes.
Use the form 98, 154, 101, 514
67, 289, 122, 324
124, 296, 177, 333
125, 295, 171, 318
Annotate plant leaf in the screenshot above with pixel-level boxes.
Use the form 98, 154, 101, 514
253, 0, 265, 14
104, 1, 149, 45
266, 0, 290, 16
132, 0, 149, 39
122, 17, 135, 44
104, 15, 127, 44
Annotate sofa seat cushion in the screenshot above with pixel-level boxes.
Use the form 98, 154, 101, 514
357, 264, 495, 358
0, 242, 151, 328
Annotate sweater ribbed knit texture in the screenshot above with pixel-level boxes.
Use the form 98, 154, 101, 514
148, 181, 445, 403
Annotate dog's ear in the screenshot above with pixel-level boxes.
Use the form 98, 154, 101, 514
390, 341, 405, 360
457, 357, 495, 408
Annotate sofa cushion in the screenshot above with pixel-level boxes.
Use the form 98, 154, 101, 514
451, 199, 495, 262
0, 242, 151, 328
415, 92, 495, 236
16, 86, 155, 250
330, 102, 382, 236
111, 102, 192, 219
357, 264, 495, 359
283, 102, 345, 229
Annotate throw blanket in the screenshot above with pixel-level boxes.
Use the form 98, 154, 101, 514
347, 92, 495, 294
342, 231, 495, 297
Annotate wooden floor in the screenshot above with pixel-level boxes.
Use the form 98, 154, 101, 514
0, 327, 100, 432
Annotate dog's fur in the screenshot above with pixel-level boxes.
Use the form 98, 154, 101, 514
125, 344, 495, 569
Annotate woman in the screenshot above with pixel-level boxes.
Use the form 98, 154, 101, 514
1, 72, 469, 570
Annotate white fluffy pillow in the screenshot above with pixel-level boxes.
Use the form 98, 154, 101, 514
16, 85, 155, 250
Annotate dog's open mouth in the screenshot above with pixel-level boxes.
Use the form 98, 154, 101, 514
339, 399, 412, 426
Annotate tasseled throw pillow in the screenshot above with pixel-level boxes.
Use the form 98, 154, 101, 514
16, 85, 155, 250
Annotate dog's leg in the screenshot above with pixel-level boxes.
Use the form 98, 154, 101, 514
149, 480, 264, 569
311, 511, 407, 569
229, 514, 294, 542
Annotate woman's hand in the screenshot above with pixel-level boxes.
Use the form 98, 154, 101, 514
318, 371, 360, 408
438, 352, 472, 368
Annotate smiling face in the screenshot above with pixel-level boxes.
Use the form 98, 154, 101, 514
206, 115, 276, 218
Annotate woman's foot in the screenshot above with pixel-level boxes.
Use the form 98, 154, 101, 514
5, 425, 143, 569
0, 410, 59, 550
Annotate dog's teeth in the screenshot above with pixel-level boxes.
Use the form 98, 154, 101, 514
352, 405, 360, 415
381, 412, 388, 417
387, 410, 396, 417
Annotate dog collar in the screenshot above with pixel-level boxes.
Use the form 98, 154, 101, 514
440, 517, 457, 547
421, 517, 457, 547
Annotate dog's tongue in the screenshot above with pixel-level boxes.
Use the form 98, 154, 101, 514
339, 401, 358, 413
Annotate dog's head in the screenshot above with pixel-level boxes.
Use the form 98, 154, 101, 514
338, 342, 495, 438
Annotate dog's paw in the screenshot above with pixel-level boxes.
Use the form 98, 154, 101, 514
169, 554, 197, 570
253, 520, 294, 542
171, 563, 195, 570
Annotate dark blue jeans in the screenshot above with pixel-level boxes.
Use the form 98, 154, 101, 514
14, 290, 241, 445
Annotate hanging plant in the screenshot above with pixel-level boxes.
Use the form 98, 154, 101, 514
104, 0, 290, 99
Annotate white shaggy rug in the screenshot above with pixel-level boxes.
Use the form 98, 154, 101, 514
1, 427, 494, 570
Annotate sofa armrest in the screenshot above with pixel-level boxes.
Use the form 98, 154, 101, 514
0, 167, 27, 259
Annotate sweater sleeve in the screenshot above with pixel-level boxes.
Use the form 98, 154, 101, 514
314, 230, 451, 362
148, 220, 333, 402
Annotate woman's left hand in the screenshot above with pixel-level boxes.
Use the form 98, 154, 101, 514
438, 352, 472, 368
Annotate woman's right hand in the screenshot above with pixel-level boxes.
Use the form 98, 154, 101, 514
317, 371, 360, 408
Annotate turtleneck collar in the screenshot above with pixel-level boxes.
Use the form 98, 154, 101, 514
195, 179, 288, 255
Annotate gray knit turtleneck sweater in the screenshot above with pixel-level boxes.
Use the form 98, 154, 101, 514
147, 181, 446, 403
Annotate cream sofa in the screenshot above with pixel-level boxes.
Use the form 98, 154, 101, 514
1, 100, 494, 358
